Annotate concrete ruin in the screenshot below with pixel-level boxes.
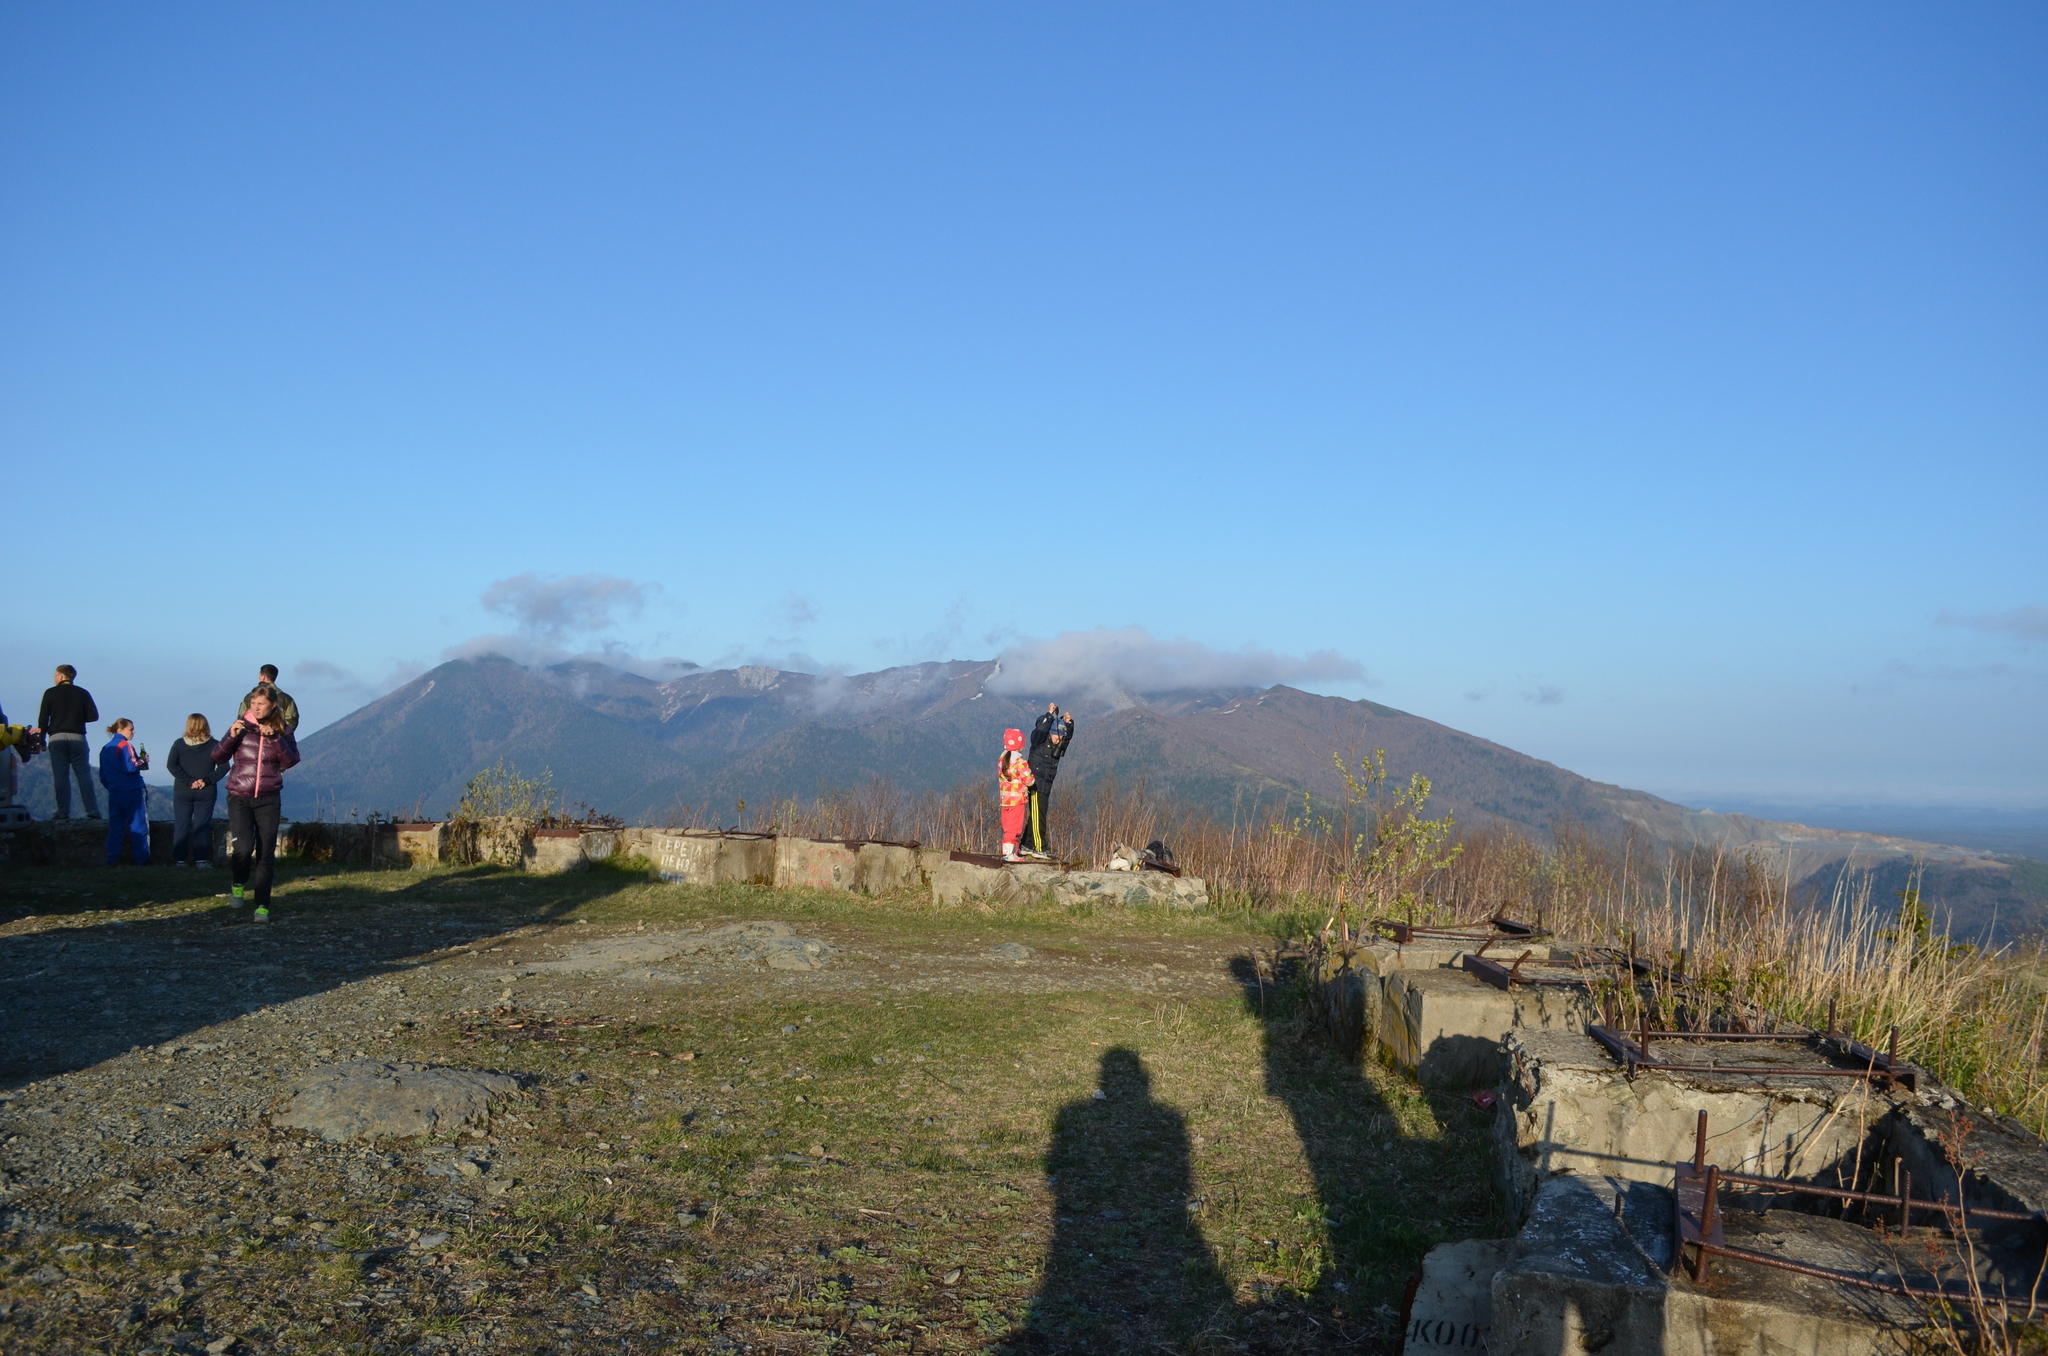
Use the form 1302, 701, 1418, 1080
1332, 940, 1597, 1088
1492, 1027, 1888, 1224
1385, 957, 2048, 1356
41, 812, 1206, 909
929, 852, 1211, 910
1379, 956, 1595, 1088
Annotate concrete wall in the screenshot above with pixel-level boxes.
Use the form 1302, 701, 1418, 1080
1491, 1029, 1886, 1226
1378, 966, 1594, 1088
4, 819, 1208, 913
616, 829, 777, 886
931, 855, 1209, 909
523, 829, 591, 875
4, 817, 230, 866
774, 835, 860, 892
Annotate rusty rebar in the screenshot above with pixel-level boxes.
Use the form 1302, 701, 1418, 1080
1693, 1239, 2031, 1304
1710, 1171, 2039, 1223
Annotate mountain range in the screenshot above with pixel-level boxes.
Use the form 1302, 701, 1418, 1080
281, 654, 1745, 835
15, 653, 2035, 939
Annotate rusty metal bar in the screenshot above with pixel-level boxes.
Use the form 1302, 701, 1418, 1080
1692, 1238, 2031, 1303
1462, 950, 1622, 990
1370, 916, 1550, 946
1624, 1061, 1907, 1080
1585, 1024, 1916, 1090
1677, 1155, 2040, 1303
1693, 1109, 1707, 1174
1712, 1171, 2041, 1223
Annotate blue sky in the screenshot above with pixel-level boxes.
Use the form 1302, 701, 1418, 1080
4, 4, 2043, 807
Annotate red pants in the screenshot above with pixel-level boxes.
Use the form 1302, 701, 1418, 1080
1001, 802, 1027, 851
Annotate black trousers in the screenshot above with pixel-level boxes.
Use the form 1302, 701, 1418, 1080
173, 791, 217, 863
227, 794, 281, 907
1020, 785, 1054, 854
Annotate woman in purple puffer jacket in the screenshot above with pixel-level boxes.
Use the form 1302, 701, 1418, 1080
211, 685, 300, 921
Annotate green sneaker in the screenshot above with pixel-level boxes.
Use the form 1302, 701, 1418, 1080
253, 906, 269, 923
232, 884, 245, 902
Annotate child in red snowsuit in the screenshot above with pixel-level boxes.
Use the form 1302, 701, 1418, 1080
998, 728, 1035, 862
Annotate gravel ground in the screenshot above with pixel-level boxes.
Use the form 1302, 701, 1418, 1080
0, 865, 1491, 1355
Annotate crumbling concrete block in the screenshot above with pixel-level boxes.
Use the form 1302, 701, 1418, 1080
1362, 940, 1558, 977
1044, 869, 1210, 910
774, 836, 860, 892
635, 830, 776, 886
524, 828, 591, 875
1492, 1173, 1926, 1356
928, 857, 1209, 909
1379, 967, 1594, 1087
1403, 1238, 1515, 1353
853, 842, 922, 894
643, 830, 719, 884
394, 822, 443, 867
1493, 1029, 1886, 1225
930, 857, 1057, 905
1883, 1098, 2048, 1220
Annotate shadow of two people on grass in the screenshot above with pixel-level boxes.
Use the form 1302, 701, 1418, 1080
1002, 954, 1410, 1353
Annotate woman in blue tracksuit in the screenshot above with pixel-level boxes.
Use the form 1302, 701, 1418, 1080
99, 718, 151, 865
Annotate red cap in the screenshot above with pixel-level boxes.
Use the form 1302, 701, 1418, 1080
1003, 728, 1025, 751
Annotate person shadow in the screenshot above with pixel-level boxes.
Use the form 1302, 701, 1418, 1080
1002, 1046, 1236, 1353
1228, 952, 1505, 1329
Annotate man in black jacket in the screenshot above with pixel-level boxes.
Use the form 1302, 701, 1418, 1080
37, 665, 100, 820
1018, 702, 1075, 859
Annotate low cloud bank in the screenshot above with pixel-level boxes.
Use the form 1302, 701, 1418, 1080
482, 572, 654, 642
1938, 605, 2048, 644
441, 634, 698, 681
293, 657, 430, 705
988, 627, 1364, 701
443, 572, 694, 681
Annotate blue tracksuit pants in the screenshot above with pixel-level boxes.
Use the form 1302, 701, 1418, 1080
105, 788, 149, 864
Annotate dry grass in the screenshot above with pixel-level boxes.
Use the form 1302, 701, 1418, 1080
674, 770, 2048, 1139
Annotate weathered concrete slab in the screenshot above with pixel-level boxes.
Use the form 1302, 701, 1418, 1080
1360, 941, 1558, 977
1493, 1029, 1887, 1225
639, 829, 720, 884
1883, 1098, 2048, 1220
523, 829, 590, 874
1379, 967, 1595, 1087
853, 842, 921, 894
929, 858, 1209, 909
1404, 1238, 1514, 1353
1052, 869, 1209, 910
627, 830, 777, 886
279, 821, 404, 865
774, 836, 859, 892
1492, 1173, 1927, 1356
394, 823, 443, 867
930, 858, 1058, 905
271, 1062, 522, 1142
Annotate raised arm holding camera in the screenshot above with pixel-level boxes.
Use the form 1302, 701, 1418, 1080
1018, 701, 1075, 859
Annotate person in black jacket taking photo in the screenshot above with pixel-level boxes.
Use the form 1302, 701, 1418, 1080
1018, 702, 1075, 859
166, 714, 227, 867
